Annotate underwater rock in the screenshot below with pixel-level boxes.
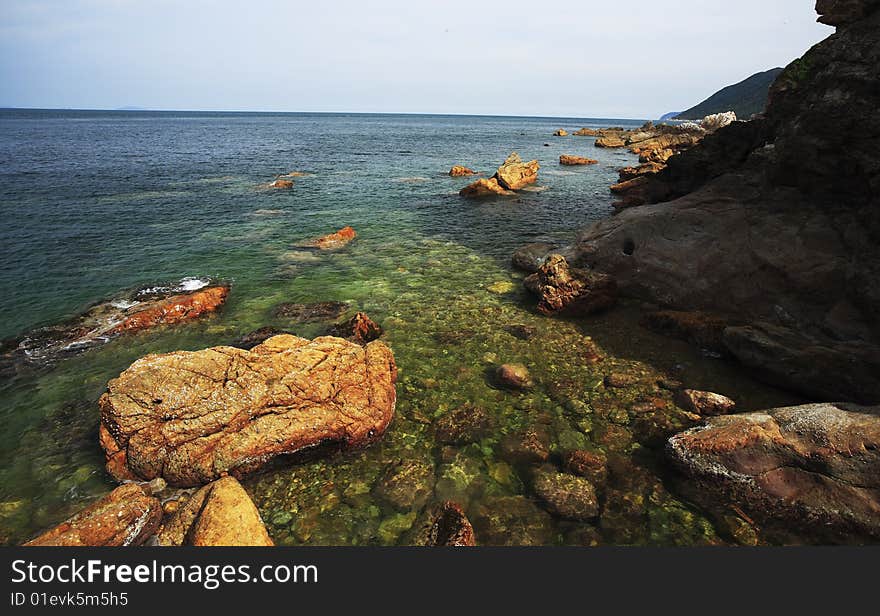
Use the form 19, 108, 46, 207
560, 154, 598, 166
505, 324, 537, 340
674, 389, 736, 416
641, 310, 730, 356
563, 450, 609, 487
459, 177, 515, 198
668, 402, 880, 542
603, 372, 639, 388
2, 279, 229, 366
298, 226, 357, 250
449, 165, 477, 177
524, 255, 617, 317
407, 501, 476, 546
494, 152, 540, 191
327, 312, 383, 345
434, 404, 493, 445
494, 363, 534, 390
472, 496, 556, 546
25, 484, 161, 547
274, 301, 349, 322
511, 243, 556, 273
373, 458, 436, 511
532, 468, 599, 521
553, 129, 569, 137
231, 326, 293, 350
499, 426, 551, 465
99, 334, 398, 487
157, 477, 273, 546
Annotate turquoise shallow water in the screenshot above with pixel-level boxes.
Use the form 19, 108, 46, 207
0, 110, 799, 546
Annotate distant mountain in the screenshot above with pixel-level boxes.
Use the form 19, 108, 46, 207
115, 106, 148, 111
675, 68, 784, 120
659, 111, 682, 121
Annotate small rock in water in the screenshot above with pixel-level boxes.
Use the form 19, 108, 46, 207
327, 312, 383, 345
298, 226, 357, 250
499, 426, 551, 465
674, 389, 736, 416
373, 458, 436, 512
560, 154, 598, 166
524, 254, 617, 316
495, 363, 534, 390
268, 179, 294, 189
604, 372, 639, 389
407, 501, 476, 546
487, 280, 516, 294
511, 243, 557, 273
449, 165, 478, 177
231, 326, 292, 350
434, 404, 493, 445
563, 450, 608, 487
553, 129, 569, 137
532, 468, 599, 521
505, 324, 537, 340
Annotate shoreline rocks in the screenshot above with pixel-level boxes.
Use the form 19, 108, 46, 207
99, 334, 397, 487
449, 165, 477, 177
460, 152, 539, 198
524, 254, 617, 317
298, 226, 357, 250
560, 155, 598, 166
459, 177, 515, 198
25, 483, 162, 547
668, 402, 880, 542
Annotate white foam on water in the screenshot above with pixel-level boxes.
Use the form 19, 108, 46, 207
110, 299, 140, 310
177, 277, 210, 292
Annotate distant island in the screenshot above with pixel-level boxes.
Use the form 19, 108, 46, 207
674, 67, 784, 120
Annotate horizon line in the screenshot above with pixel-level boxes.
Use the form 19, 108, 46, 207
0, 106, 653, 122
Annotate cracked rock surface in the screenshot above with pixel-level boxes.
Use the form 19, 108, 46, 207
99, 334, 397, 487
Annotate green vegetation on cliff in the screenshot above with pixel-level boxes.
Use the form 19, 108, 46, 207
676, 68, 783, 120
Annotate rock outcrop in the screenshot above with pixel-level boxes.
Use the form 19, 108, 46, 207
99, 334, 397, 487
554, 129, 569, 137
668, 402, 880, 543
494, 152, 540, 191
568, 1, 880, 402
268, 179, 294, 189
560, 155, 598, 166
25, 484, 162, 547
298, 226, 357, 250
327, 312, 383, 345
157, 477, 273, 546
459, 177, 514, 198
1, 279, 228, 367
524, 254, 617, 316
449, 165, 478, 177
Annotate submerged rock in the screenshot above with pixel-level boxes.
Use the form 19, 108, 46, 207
231, 326, 292, 350
298, 226, 357, 250
99, 334, 398, 487
674, 389, 736, 416
434, 404, 493, 445
560, 154, 598, 166
524, 254, 617, 317
532, 468, 599, 521
25, 484, 161, 547
157, 477, 273, 546
554, 129, 569, 137
473, 496, 556, 546
563, 450, 609, 486
668, 402, 880, 542
449, 165, 478, 177
494, 152, 540, 191
407, 501, 476, 546
494, 363, 534, 390
268, 178, 294, 189
373, 458, 436, 511
641, 310, 730, 356
274, 301, 349, 322
459, 177, 514, 198
327, 312, 383, 345
499, 426, 551, 465
511, 243, 557, 273
2, 279, 229, 367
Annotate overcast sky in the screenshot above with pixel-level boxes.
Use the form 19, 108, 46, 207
0, 0, 831, 119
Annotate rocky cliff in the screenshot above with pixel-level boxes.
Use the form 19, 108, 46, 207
568, 1, 880, 403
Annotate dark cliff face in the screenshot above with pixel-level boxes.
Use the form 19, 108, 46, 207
571, 0, 880, 403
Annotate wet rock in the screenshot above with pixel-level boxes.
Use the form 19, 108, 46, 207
268, 179, 294, 189
434, 404, 493, 445
487, 280, 516, 294
274, 301, 349, 322
600, 487, 647, 544
298, 226, 357, 250
449, 165, 477, 177
512, 243, 556, 273
505, 324, 537, 340
604, 372, 639, 388
327, 312, 383, 345
373, 458, 436, 511
524, 255, 617, 317
3, 279, 229, 366
157, 477, 273, 546
25, 484, 161, 547
406, 501, 476, 546
499, 426, 551, 465
641, 310, 730, 356
668, 402, 880, 542
563, 450, 608, 486
532, 468, 599, 521
674, 389, 736, 416
553, 129, 569, 137
231, 326, 292, 350
493, 152, 540, 191
573, 128, 601, 136
472, 496, 556, 546
459, 177, 515, 198
99, 334, 397, 487
494, 363, 534, 390
560, 154, 598, 166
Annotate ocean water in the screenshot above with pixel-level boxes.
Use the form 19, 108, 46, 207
0, 110, 799, 546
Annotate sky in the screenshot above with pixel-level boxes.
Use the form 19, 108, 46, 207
0, 0, 831, 119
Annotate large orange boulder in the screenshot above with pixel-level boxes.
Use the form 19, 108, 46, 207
460, 177, 514, 198
25, 484, 162, 546
449, 165, 477, 177
99, 334, 397, 487
493, 152, 540, 190
110, 286, 229, 334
